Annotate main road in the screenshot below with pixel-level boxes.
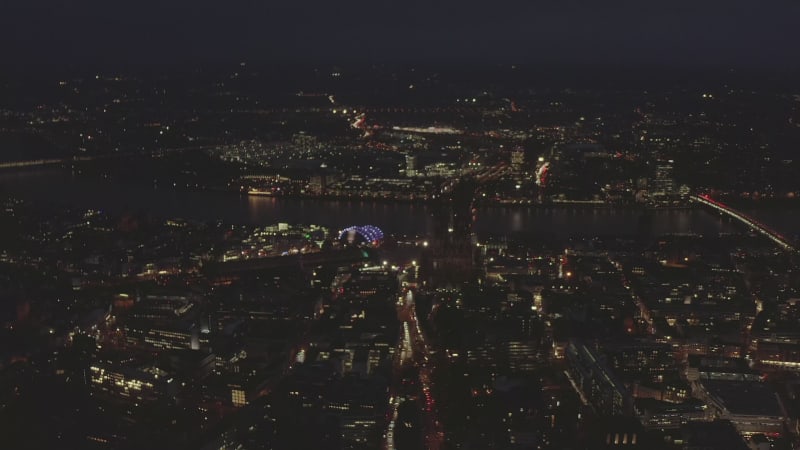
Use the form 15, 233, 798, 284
385, 266, 444, 450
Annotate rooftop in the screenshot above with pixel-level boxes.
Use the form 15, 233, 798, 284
703, 380, 785, 417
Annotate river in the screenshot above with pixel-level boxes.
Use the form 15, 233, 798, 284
1, 168, 795, 239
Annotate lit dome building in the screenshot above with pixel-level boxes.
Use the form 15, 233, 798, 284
338, 225, 384, 247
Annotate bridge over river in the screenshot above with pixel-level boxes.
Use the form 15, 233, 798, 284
691, 194, 797, 252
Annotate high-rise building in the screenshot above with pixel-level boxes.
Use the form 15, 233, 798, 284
227, 376, 270, 407
308, 174, 329, 195
125, 321, 200, 350
405, 154, 418, 177
324, 379, 384, 448
89, 362, 176, 402
653, 160, 676, 196
566, 340, 633, 416
511, 148, 525, 173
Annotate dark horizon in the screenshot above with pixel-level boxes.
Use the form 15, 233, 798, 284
3, 0, 800, 72
3, 60, 799, 94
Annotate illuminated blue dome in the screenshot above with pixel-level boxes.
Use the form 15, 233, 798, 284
339, 225, 384, 245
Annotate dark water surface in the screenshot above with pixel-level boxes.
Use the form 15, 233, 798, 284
1, 168, 792, 239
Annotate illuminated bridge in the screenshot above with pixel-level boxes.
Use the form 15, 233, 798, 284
691, 194, 797, 252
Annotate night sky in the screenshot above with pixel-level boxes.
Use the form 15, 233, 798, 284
2, 0, 799, 69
